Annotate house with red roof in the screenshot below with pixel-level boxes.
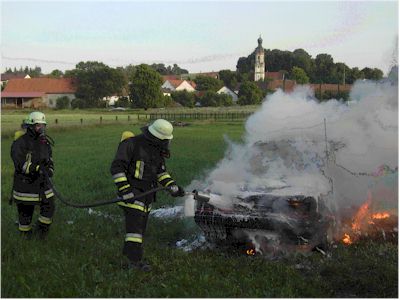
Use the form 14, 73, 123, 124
265, 71, 285, 80
1, 73, 31, 90
1, 77, 77, 108
161, 79, 196, 96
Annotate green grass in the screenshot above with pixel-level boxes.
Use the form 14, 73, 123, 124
1, 107, 258, 137
1, 110, 143, 137
1, 122, 397, 297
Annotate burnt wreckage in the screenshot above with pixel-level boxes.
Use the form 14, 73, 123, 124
192, 140, 335, 255
194, 192, 333, 255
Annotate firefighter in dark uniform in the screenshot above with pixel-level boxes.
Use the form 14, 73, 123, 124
110, 119, 185, 271
11, 111, 55, 238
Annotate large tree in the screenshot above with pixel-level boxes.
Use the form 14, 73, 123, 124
149, 63, 188, 75
49, 69, 64, 78
361, 67, 384, 81
218, 70, 239, 89
198, 91, 233, 107
292, 48, 313, 80
237, 81, 263, 105
72, 61, 126, 107
236, 55, 254, 74
170, 90, 196, 107
265, 49, 294, 72
129, 64, 163, 109
314, 54, 335, 83
291, 66, 309, 84
194, 75, 223, 92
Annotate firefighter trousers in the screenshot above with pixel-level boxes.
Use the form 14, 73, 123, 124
121, 205, 150, 262
17, 196, 55, 233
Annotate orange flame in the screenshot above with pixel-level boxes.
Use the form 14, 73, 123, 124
351, 201, 370, 231
341, 191, 394, 246
246, 249, 255, 256
342, 233, 352, 245
371, 212, 390, 219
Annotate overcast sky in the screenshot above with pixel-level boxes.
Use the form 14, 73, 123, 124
1, 0, 398, 75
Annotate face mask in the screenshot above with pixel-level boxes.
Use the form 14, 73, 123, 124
32, 124, 46, 141
38, 126, 45, 135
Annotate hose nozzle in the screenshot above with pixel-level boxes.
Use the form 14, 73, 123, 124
192, 190, 210, 203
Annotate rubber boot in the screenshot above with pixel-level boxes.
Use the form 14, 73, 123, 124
127, 261, 152, 272
36, 222, 50, 239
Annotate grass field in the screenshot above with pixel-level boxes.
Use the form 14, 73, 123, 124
1, 106, 257, 137
1, 116, 398, 297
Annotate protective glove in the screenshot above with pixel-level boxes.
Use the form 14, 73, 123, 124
40, 160, 54, 177
28, 163, 42, 175
46, 166, 54, 177
168, 185, 185, 197
118, 190, 135, 203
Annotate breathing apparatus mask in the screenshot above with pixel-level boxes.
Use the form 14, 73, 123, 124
26, 123, 47, 142
36, 124, 47, 139
141, 126, 171, 158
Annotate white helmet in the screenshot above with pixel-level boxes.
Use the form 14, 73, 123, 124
148, 119, 173, 140
26, 111, 47, 125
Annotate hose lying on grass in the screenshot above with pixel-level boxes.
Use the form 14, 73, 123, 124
43, 170, 167, 208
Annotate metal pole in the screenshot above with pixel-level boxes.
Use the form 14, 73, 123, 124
324, 118, 329, 161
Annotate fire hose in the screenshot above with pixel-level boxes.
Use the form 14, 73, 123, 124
43, 170, 168, 208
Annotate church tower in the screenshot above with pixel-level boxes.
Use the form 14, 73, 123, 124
254, 36, 265, 81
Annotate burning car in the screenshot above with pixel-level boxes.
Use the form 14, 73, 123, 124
193, 190, 334, 257
189, 135, 398, 256
188, 139, 336, 257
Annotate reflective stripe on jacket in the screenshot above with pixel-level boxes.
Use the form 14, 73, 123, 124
11, 130, 54, 201
110, 133, 176, 204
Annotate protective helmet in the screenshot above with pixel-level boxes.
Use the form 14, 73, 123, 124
148, 119, 173, 140
25, 111, 47, 125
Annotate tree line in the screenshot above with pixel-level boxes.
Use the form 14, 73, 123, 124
2, 47, 385, 108
236, 48, 384, 84
61, 62, 265, 109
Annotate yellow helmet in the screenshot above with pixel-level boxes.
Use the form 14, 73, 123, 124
148, 119, 173, 140
26, 111, 47, 125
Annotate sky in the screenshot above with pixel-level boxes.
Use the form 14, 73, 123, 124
1, 0, 398, 75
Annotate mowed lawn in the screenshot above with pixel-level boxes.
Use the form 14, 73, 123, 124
1, 121, 398, 297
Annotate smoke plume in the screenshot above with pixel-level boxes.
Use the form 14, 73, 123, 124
185, 76, 398, 223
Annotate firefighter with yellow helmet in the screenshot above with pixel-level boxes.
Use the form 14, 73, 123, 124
110, 119, 185, 271
11, 111, 55, 238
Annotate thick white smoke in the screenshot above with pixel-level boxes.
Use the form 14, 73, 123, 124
185, 76, 398, 221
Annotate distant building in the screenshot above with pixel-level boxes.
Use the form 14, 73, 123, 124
102, 88, 130, 106
265, 71, 285, 80
267, 79, 296, 93
161, 79, 196, 96
1, 77, 76, 108
162, 75, 183, 81
217, 86, 238, 102
254, 36, 265, 82
1, 73, 31, 89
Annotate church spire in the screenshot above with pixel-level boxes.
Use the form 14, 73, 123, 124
254, 36, 265, 81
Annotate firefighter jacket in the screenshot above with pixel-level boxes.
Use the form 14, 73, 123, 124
11, 130, 54, 203
110, 128, 176, 210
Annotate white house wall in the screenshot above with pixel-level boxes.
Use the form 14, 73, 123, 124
176, 81, 195, 92
217, 87, 238, 101
161, 81, 176, 91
